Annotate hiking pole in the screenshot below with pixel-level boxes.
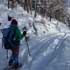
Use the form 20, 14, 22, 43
25, 38, 31, 56
2, 38, 3, 48
2, 38, 8, 59
7, 50, 8, 60
2, 39, 8, 60
25, 37, 32, 61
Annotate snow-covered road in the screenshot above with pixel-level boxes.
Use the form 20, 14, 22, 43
0, 3, 70, 70
0, 33, 70, 70
21, 33, 70, 70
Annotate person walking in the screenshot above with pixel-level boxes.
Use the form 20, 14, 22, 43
6, 19, 27, 68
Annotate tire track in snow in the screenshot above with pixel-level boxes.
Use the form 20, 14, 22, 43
19, 33, 62, 70
23, 34, 64, 70
31, 34, 67, 70
31, 35, 60, 59
28, 33, 61, 50
29, 33, 62, 53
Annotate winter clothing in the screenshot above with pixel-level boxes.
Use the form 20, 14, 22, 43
8, 16, 12, 21
8, 19, 25, 67
11, 19, 18, 25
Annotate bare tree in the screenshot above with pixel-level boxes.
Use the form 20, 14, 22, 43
35, 0, 66, 22
8, 0, 17, 9
24, 0, 32, 14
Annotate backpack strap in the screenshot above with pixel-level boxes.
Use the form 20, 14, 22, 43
8, 28, 15, 40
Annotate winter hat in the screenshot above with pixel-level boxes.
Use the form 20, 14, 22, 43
11, 19, 18, 25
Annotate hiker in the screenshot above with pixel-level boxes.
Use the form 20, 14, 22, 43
7, 16, 13, 26
0, 16, 12, 27
8, 16, 12, 21
0, 18, 3, 26
0, 23, 1, 25
5, 19, 27, 68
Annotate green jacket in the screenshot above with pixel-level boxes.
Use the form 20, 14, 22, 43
10, 25, 24, 41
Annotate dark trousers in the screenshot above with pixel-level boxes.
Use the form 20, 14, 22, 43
9, 46, 19, 65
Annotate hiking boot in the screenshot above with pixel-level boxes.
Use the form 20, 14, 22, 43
11, 63, 22, 68
8, 59, 13, 66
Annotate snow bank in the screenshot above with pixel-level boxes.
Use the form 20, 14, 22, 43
0, 4, 70, 36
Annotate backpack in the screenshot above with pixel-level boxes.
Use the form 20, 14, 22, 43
1, 28, 15, 49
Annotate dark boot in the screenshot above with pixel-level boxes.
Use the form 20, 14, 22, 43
8, 59, 13, 66
12, 63, 22, 68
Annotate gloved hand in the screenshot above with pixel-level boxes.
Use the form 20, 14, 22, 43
23, 31, 27, 36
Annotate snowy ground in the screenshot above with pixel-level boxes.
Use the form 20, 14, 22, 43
0, 4, 70, 70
